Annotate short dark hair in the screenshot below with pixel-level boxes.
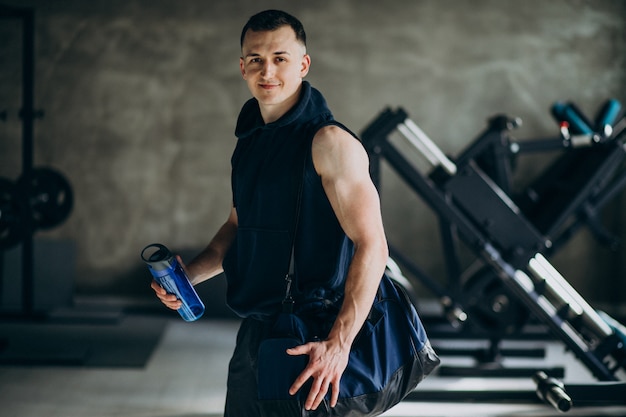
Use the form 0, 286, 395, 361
240, 9, 307, 48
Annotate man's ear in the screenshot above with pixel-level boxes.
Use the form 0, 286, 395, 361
240, 57, 246, 79
301, 54, 311, 77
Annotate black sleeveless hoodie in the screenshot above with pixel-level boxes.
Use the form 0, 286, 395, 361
223, 81, 356, 318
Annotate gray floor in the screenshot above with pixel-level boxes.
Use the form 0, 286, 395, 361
1, 314, 625, 417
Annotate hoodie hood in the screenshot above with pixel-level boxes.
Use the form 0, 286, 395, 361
234, 81, 332, 139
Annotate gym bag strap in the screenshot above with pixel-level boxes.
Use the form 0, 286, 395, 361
257, 138, 440, 417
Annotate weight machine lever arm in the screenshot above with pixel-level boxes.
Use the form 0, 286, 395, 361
528, 253, 614, 339
396, 118, 458, 176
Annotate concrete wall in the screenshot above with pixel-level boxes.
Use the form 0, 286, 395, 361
1, 0, 625, 307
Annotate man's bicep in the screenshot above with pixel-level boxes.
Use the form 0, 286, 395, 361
315, 132, 384, 243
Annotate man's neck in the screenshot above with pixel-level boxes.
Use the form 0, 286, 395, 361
259, 84, 303, 124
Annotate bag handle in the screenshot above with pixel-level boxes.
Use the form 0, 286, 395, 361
281, 121, 349, 313
282, 144, 309, 313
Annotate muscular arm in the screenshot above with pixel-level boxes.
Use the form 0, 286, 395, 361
151, 206, 238, 309
288, 125, 389, 410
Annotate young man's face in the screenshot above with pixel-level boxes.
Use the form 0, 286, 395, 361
240, 25, 310, 116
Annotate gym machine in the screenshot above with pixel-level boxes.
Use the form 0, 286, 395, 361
453, 99, 626, 256
360, 102, 626, 411
0, 4, 74, 316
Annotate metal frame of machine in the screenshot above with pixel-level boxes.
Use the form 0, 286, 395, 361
360, 104, 626, 410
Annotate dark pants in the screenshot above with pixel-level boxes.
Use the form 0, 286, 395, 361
224, 317, 272, 417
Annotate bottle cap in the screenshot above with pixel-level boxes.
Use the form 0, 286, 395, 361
141, 243, 173, 271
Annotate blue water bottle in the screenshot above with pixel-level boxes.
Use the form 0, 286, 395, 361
141, 243, 205, 322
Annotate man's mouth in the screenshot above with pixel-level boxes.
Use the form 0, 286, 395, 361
259, 83, 279, 90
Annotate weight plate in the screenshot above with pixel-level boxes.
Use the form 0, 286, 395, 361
0, 177, 29, 250
462, 266, 530, 337
17, 167, 74, 230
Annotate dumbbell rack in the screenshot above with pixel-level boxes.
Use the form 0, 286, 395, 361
360, 106, 626, 410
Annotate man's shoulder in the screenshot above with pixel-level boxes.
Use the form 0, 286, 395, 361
312, 124, 364, 170
313, 122, 359, 145
315, 124, 351, 141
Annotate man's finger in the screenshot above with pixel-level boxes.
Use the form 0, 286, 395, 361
287, 343, 315, 395
286, 344, 309, 356
310, 378, 330, 410
304, 372, 325, 410
289, 367, 313, 396
150, 280, 165, 294
330, 379, 340, 408
151, 280, 182, 309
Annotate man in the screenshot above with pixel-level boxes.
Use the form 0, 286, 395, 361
152, 9, 389, 416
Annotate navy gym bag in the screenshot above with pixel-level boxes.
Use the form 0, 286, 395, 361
257, 272, 440, 416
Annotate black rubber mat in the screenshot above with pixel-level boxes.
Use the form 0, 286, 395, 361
0, 314, 166, 367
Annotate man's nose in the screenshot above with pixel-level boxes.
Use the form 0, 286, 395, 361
261, 62, 275, 77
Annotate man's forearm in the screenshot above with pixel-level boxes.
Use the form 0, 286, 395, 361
326, 241, 388, 348
187, 218, 237, 285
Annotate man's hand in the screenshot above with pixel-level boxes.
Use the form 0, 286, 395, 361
150, 280, 182, 310
150, 255, 186, 310
286, 339, 350, 410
